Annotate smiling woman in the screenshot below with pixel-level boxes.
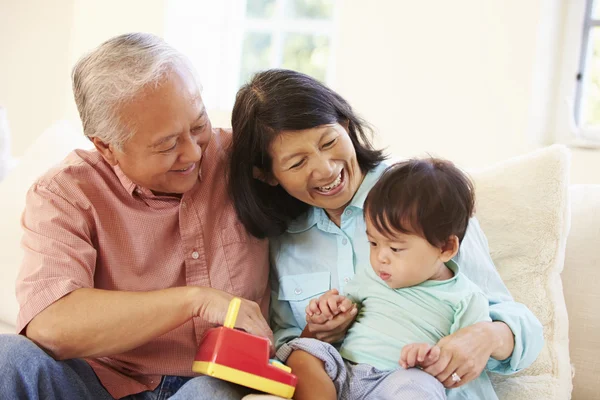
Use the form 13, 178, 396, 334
228, 68, 544, 400
267, 123, 364, 226
228, 69, 385, 237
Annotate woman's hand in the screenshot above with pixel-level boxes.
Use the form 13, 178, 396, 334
418, 321, 507, 388
301, 289, 358, 343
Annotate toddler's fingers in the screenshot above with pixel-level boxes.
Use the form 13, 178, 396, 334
306, 298, 320, 316
400, 344, 413, 369
417, 344, 431, 363
406, 347, 419, 368
318, 296, 334, 319
327, 295, 342, 317
338, 297, 353, 313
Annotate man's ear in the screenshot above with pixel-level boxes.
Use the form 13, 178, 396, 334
92, 137, 119, 166
252, 166, 278, 186
439, 235, 459, 262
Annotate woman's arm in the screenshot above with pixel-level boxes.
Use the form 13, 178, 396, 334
455, 217, 544, 372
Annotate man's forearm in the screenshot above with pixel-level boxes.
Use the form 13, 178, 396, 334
26, 286, 201, 360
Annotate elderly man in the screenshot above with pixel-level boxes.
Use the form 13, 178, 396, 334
0, 33, 271, 399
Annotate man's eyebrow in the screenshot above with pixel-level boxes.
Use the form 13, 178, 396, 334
149, 133, 180, 148
194, 105, 206, 123
149, 106, 207, 148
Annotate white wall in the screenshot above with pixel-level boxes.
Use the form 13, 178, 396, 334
0, 0, 75, 157
333, 0, 566, 168
1, 0, 598, 183
0, 0, 165, 157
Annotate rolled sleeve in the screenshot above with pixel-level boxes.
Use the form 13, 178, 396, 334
486, 300, 544, 374
16, 183, 96, 333
456, 217, 544, 374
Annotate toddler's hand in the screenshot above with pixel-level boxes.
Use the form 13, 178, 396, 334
305, 289, 354, 321
400, 343, 441, 369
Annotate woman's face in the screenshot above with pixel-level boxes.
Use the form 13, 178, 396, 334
268, 123, 364, 216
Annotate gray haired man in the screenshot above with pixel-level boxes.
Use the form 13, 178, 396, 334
0, 33, 272, 399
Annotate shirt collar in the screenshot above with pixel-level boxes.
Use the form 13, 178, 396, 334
112, 164, 202, 199
113, 165, 139, 197
286, 162, 389, 233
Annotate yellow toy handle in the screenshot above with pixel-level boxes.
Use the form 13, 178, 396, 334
224, 297, 241, 328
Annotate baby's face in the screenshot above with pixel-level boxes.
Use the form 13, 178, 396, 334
365, 216, 446, 289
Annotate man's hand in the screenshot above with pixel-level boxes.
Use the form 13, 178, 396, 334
400, 342, 440, 369
193, 287, 274, 351
301, 289, 357, 343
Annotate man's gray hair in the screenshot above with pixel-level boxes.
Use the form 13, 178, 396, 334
72, 32, 198, 149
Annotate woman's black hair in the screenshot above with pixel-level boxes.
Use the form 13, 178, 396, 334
228, 69, 386, 238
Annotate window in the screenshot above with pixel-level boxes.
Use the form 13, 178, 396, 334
165, 0, 337, 111
574, 0, 600, 134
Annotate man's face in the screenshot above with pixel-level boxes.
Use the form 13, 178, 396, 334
96, 66, 212, 195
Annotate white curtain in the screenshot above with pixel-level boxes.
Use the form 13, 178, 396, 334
0, 107, 16, 182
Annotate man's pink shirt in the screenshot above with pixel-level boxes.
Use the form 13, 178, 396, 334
15, 129, 269, 398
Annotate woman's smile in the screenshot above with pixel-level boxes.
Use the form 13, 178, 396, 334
314, 168, 345, 196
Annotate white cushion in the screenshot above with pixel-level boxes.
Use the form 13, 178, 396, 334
471, 145, 572, 399
0, 121, 91, 328
562, 184, 600, 399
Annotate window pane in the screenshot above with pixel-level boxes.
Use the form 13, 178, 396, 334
239, 32, 273, 85
593, 0, 600, 19
246, 0, 276, 18
281, 34, 330, 82
582, 28, 600, 128
285, 0, 334, 19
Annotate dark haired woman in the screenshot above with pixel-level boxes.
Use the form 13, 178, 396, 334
228, 69, 543, 399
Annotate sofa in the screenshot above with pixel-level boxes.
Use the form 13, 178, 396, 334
0, 122, 598, 399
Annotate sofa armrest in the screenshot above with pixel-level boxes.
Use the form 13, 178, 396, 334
562, 184, 600, 399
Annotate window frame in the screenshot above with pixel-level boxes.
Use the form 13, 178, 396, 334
573, 0, 600, 130
164, 0, 338, 112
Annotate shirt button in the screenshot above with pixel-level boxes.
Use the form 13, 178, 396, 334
191, 251, 200, 259
342, 238, 348, 245
181, 202, 187, 208
344, 277, 351, 283
294, 288, 302, 295
345, 209, 352, 216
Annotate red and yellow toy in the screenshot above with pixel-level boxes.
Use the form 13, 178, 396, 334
192, 298, 297, 398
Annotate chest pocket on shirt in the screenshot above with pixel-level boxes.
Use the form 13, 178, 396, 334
278, 272, 330, 328
220, 222, 269, 301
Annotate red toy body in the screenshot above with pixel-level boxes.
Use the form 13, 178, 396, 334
193, 298, 297, 398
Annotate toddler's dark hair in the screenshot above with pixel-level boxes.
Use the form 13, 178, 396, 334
364, 158, 475, 247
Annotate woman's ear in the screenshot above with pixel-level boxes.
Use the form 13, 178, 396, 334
439, 235, 459, 262
341, 119, 350, 132
252, 166, 278, 186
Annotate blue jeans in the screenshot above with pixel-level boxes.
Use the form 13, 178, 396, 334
0, 334, 254, 399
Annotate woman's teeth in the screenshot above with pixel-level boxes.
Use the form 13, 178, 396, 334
317, 171, 342, 192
